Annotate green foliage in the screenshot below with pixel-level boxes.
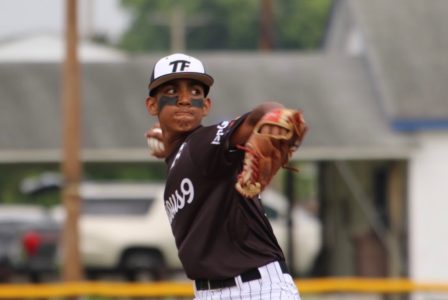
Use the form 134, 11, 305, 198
118, 0, 332, 52
0, 164, 59, 206
188, 0, 260, 50
275, 0, 332, 49
271, 162, 318, 203
84, 162, 165, 182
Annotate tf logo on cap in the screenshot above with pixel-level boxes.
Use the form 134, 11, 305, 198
148, 53, 214, 96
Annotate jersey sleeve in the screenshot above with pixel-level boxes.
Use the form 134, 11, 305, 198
187, 114, 248, 176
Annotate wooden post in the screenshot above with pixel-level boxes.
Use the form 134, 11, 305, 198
284, 168, 296, 276
259, 0, 274, 51
61, 0, 83, 282
171, 5, 186, 52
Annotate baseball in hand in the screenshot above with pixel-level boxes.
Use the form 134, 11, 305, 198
146, 128, 165, 157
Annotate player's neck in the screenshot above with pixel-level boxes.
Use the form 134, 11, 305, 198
163, 131, 190, 156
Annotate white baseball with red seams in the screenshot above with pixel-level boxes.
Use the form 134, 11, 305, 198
147, 127, 164, 156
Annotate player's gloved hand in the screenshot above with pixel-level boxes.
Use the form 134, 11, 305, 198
145, 123, 166, 159
235, 108, 308, 198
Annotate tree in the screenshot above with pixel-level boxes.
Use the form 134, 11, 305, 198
275, 0, 332, 49
118, 0, 332, 52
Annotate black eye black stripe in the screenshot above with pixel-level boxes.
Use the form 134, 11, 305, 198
158, 96, 204, 112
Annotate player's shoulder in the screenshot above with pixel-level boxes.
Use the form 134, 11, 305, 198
193, 117, 240, 133
186, 117, 243, 148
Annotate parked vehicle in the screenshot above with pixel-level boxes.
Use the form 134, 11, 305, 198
52, 182, 176, 281
0, 224, 14, 282
53, 182, 322, 280
0, 205, 59, 282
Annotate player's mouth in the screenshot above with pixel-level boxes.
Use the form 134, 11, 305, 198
174, 110, 195, 119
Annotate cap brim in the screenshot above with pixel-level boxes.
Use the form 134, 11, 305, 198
149, 72, 214, 93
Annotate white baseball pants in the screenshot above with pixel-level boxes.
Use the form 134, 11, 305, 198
193, 261, 301, 300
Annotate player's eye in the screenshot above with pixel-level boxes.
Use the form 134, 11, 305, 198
162, 86, 177, 96
191, 86, 203, 97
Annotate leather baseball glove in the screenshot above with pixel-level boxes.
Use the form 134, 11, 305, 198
235, 108, 308, 198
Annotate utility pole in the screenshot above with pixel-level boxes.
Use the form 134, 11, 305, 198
171, 5, 186, 53
151, 6, 209, 53
284, 169, 296, 276
259, 0, 274, 51
62, 0, 83, 282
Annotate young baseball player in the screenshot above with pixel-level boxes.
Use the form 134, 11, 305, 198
145, 53, 307, 300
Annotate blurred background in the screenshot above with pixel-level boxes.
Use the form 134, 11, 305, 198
0, 0, 447, 300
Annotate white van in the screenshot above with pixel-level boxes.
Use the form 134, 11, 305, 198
53, 182, 322, 280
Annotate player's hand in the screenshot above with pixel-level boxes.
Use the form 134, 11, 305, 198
145, 123, 166, 159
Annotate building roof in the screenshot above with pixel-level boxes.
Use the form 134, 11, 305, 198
0, 53, 413, 163
328, 0, 448, 131
0, 34, 128, 62
7, 0, 447, 162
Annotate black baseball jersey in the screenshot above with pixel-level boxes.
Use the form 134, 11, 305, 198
163, 115, 285, 280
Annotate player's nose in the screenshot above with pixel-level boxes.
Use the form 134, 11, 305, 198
177, 90, 192, 106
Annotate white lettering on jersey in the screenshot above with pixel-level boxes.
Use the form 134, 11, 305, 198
170, 142, 186, 170
211, 121, 230, 145
165, 178, 195, 224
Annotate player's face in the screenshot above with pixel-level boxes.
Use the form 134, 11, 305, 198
146, 79, 211, 134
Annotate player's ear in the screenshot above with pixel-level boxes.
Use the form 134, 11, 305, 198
202, 97, 211, 117
146, 96, 158, 116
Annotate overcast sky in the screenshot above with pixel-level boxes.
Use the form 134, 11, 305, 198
0, 0, 130, 42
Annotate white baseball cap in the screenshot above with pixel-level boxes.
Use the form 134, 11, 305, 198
148, 53, 214, 96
